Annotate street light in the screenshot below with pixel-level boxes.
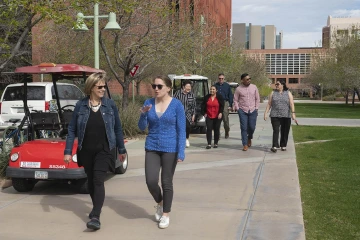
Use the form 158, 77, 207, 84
319, 83, 323, 101
74, 3, 121, 69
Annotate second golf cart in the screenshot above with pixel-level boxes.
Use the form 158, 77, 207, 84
171, 74, 210, 134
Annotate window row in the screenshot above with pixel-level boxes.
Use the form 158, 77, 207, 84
270, 78, 301, 84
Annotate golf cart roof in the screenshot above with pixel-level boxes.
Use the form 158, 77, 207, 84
14, 63, 104, 75
172, 74, 208, 80
228, 82, 239, 87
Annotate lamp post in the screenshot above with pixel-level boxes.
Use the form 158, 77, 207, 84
74, 3, 121, 69
319, 83, 323, 101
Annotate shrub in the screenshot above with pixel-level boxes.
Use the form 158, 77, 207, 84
258, 85, 273, 102
323, 88, 337, 96
322, 95, 336, 101
335, 92, 344, 98
0, 150, 10, 178
112, 95, 150, 138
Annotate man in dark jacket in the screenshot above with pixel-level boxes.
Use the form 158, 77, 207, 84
214, 73, 233, 139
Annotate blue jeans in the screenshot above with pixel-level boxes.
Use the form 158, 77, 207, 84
238, 109, 258, 146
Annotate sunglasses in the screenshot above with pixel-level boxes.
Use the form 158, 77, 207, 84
95, 85, 106, 89
275, 83, 280, 86
218, 78, 224, 80
151, 84, 164, 90
245, 78, 251, 80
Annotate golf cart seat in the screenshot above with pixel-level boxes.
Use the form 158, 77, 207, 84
30, 112, 60, 131
58, 110, 74, 138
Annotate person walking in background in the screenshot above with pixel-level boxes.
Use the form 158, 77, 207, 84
201, 86, 224, 149
264, 79, 296, 153
173, 80, 196, 148
214, 73, 233, 139
138, 75, 186, 229
64, 72, 127, 231
233, 73, 260, 151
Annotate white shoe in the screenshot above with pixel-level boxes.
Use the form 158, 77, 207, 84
155, 205, 163, 222
159, 216, 170, 229
186, 139, 190, 148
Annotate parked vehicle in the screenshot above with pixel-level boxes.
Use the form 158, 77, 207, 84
228, 82, 239, 114
5, 63, 128, 193
0, 82, 84, 129
171, 74, 210, 134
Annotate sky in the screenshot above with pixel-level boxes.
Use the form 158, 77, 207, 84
232, 0, 360, 49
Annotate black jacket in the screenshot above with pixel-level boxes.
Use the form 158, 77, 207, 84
201, 93, 225, 117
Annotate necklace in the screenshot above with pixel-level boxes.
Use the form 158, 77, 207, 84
89, 99, 101, 110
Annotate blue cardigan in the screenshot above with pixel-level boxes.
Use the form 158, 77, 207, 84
138, 98, 186, 161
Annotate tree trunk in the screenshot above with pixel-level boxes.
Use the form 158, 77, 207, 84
352, 89, 355, 106
355, 88, 360, 101
136, 81, 141, 95
122, 76, 130, 109
345, 90, 349, 105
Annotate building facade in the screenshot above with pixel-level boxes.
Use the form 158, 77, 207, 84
232, 23, 282, 49
245, 48, 325, 97
322, 15, 360, 48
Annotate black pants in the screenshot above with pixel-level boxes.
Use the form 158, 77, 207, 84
270, 117, 291, 148
206, 117, 222, 145
145, 151, 178, 213
79, 149, 112, 219
186, 119, 191, 139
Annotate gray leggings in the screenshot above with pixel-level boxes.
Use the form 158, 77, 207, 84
145, 151, 178, 213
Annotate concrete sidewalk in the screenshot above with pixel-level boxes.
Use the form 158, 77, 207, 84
0, 104, 305, 240
293, 118, 360, 127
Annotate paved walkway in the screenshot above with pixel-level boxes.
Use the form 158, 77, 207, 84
0, 103, 305, 240
293, 118, 360, 127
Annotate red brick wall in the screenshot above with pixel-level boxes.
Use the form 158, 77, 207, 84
107, 80, 154, 97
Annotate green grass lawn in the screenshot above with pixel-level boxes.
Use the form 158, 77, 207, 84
293, 126, 360, 240
295, 103, 360, 119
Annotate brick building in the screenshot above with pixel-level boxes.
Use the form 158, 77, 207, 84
245, 48, 327, 97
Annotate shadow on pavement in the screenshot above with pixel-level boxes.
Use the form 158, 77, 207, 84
39, 195, 153, 223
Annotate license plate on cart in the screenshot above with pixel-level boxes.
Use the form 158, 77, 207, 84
35, 171, 48, 179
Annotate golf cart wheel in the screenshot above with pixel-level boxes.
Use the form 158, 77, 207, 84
77, 178, 89, 194
115, 154, 128, 174
200, 126, 207, 134
12, 178, 36, 192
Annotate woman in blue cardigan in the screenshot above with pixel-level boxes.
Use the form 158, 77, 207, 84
138, 75, 186, 229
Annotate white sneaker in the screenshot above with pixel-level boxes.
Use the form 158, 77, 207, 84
155, 205, 163, 222
186, 139, 190, 148
159, 216, 170, 229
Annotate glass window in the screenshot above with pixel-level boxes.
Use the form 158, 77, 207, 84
191, 80, 204, 100
52, 85, 84, 100
2, 86, 45, 101
289, 78, 299, 84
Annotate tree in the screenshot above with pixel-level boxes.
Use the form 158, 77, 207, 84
0, 0, 109, 77
99, 0, 204, 108
308, 25, 360, 105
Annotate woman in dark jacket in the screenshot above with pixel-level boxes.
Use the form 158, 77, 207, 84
201, 85, 225, 149
64, 72, 127, 231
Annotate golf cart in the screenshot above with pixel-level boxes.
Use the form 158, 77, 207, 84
171, 74, 209, 134
5, 63, 128, 193
228, 82, 239, 114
